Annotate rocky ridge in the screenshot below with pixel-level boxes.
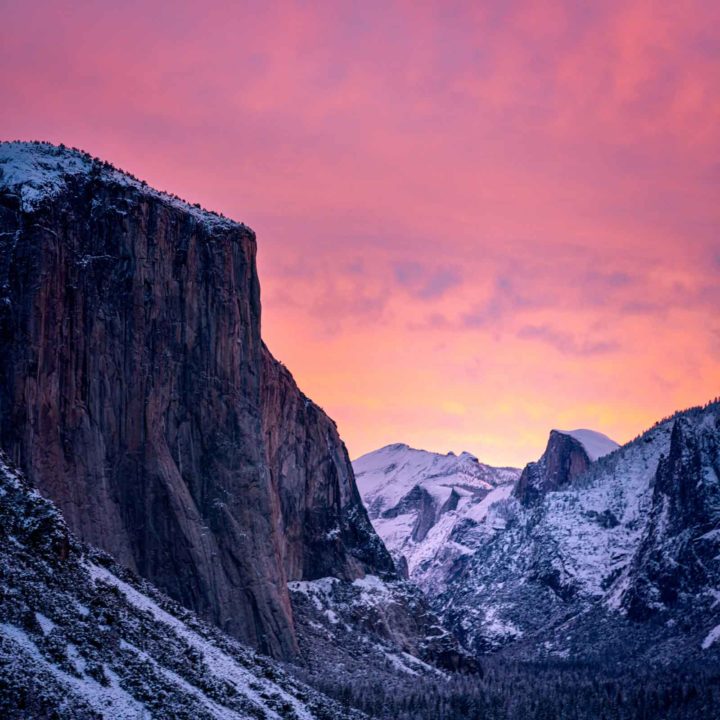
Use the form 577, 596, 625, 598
0, 449, 364, 720
354, 444, 520, 595
513, 429, 618, 505
0, 141, 393, 662
434, 402, 720, 665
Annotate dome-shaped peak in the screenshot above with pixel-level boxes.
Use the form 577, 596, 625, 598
552, 428, 619, 461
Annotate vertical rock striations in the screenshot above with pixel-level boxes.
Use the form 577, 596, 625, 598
0, 141, 393, 660
622, 414, 720, 619
513, 430, 592, 505
260, 342, 394, 583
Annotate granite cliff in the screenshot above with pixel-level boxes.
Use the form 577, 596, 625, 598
513, 429, 618, 505
0, 141, 393, 661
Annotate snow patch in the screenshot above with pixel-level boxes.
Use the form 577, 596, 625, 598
89, 563, 316, 720
0, 142, 245, 233
702, 624, 720, 650
554, 429, 619, 462
1, 623, 148, 719
35, 612, 55, 635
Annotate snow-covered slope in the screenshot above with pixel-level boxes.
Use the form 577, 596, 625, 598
354, 444, 520, 594
0, 140, 239, 229
0, 450, 363, 720
437, 402, 720, 666
287, 572, 473, 683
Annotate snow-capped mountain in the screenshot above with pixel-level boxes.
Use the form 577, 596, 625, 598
514, 428, 619, 504
436, 401, 720, 666
354, 444, 520, 594
355, 414, 720, 670
0, 451, 363, 720
553, 429, 619, 461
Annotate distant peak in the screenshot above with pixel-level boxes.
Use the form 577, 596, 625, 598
551, 428, 620, 462
354, 443, 503, 473
384, 442, 410, 452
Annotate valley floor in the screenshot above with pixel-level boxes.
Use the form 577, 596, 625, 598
295, 658, 720, 720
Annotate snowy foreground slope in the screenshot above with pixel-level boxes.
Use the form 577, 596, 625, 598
0, 451, 363, 720
354, 444, 520, 594
434, 403, 720, 665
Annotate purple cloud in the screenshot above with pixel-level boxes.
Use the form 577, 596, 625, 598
517, 324, 620, 356
393, 261, 462, 300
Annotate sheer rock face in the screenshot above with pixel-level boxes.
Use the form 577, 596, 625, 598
621, 415, 720, 620
513, 430, 591, 505
0, 142, 393, 660
260, 343, 394, 583
437, 403, 720, 664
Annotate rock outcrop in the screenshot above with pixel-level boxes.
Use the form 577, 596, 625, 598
436, 404, 720, 665
0, 450, 363, 719
622, 414, 720, 620
0, 141, 393, 660
513, 429, 618, 505
260, 343, 394, 583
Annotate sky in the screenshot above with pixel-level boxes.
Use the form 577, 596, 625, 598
1, 0, 718, 466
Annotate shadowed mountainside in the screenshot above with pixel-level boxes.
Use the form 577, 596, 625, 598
0, 141, 393, 661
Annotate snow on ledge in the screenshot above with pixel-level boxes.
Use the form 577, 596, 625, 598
554, 428, 620, 461
0, 141, 248, 233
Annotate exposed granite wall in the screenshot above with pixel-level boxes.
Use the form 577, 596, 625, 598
0, 145, 394, 659
513, 430, 591, 505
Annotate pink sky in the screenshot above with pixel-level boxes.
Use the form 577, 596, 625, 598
2, 1, 718, 466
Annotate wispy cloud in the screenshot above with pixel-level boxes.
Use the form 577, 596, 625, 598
393, 261, 462, 300
517, 324, 620, 357
461, 275, 540, 328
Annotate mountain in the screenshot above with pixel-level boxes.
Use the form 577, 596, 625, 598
4, 452, 711, 720
436, 402, 720, 666
513, 428, 619, 505
0, 141, 394, 662
354, 444, 520, 594
2, 140, 717, 717
0, 450, 362, 720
